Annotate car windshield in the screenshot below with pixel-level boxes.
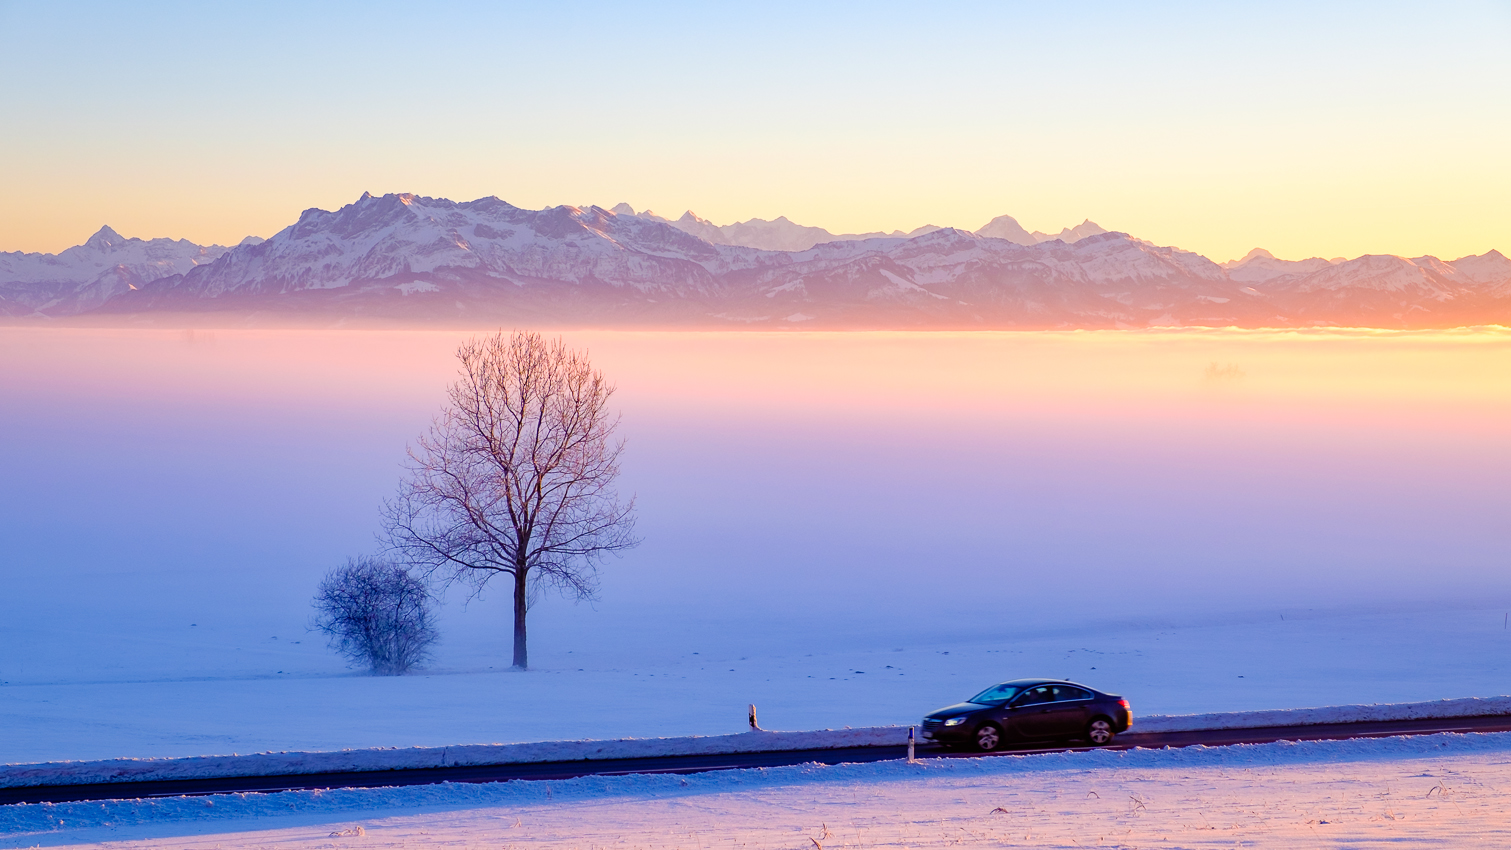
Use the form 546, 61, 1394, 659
967, 683, 1022, 705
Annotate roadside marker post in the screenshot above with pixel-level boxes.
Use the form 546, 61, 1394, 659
908, 726, 917, 763
749, 704, 760, 731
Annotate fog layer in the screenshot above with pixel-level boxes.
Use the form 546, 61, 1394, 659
2, 327, 1508, 684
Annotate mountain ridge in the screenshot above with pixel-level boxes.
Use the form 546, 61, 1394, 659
3, 193, 1507, 329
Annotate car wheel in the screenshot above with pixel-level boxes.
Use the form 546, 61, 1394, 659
1087, 717, 1115, 746
973, 723, 1003, 752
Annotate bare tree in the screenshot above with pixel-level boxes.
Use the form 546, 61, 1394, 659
312, 556, 438, 675
383, 331, 638, 670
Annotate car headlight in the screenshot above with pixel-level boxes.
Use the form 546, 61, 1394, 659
943, 717, 966, 727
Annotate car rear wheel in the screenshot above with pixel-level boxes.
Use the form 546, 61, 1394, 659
973, 723, 1002, 752
1087, 717, 1115, 746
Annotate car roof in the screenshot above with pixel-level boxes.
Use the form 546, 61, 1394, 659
997, 678, 1097, 690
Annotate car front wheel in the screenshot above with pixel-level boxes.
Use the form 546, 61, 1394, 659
1087, 717, 1115, 746
974, 723, 1002, 752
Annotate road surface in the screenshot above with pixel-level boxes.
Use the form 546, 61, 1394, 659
5, 713, 1509, 806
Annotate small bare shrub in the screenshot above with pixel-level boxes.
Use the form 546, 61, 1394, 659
312, 556, 438, 674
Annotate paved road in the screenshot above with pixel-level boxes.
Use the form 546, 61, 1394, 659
6, 714, 1510, 806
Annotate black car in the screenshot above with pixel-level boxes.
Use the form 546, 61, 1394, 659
921, 679, 1131, 751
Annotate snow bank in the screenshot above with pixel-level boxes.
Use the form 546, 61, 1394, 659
1131, 694, 1511, 733
5, 695, 1509, 790
0, 727, 904, 790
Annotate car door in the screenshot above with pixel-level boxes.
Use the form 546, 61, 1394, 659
1041, 685, 1093, 737
1007, 686, 1059, 738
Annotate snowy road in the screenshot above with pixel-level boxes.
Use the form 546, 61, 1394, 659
5, 732, 1511, 849
8, 713, 1511, 806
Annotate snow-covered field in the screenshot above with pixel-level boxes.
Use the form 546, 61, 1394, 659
2, 327, 1509, 766
6, 732, 1511, 848
4, 607, 1511, 768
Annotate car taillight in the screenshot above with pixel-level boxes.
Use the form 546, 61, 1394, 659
1119, 699, 1131, 710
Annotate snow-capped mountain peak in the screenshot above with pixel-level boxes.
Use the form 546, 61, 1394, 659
0, 225, 238, 316
974, 215, 1108, 246
82, 225, 126, 251
1448, 249, 1511, 284
1032, 219, 1109, 244
1225, 248, 1276, 266
974, 215, 1036, 245
1224, 248, 1337, 284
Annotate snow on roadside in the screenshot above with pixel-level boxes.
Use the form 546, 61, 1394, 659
4, 730, 1511, 848
1133, 694, 1511, 733
4, 695, 1509, 790
0, 727, 899, 789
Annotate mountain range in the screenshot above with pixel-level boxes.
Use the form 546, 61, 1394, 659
3, 192, 1507, 329
611, 204, 1108, 252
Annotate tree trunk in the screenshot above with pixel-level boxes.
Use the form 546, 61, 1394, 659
512, 566, 529, 670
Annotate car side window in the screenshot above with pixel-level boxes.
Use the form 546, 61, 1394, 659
1015, 686, 1054, 706
1052, 686, 1092, 702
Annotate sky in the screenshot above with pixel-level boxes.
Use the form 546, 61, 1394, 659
1, 1, 1508, 262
